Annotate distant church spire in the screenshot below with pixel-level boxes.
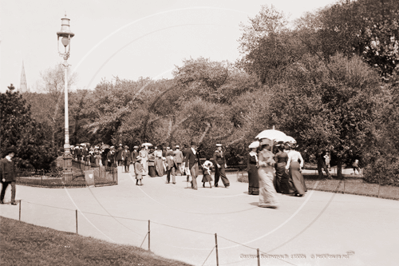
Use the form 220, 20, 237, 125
19, 61, 28, 93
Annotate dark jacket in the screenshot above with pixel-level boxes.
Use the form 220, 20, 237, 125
116, 147, 123, 161
131, 150, 138, 163
213, 150, 226, 165
122, 149, 131, 163
107, 151, 116, 163
0, 158, 16, 182
185, 148, 199, 169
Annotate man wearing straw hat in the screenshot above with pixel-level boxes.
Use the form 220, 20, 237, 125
213, 144, 230, 188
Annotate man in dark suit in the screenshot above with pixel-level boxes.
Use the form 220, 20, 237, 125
122, 145, 131, 172
107, 146, 116, 168
116, 144, 123, 166
0, 147, 17, 205
76, 146, 82, 161
131, 146, 139, 173
186, 141, 200, 190
213, 144, 230, 188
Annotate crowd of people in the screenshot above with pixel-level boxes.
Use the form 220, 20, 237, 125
1, 139, 307, 209
247, 138, 307, 209
69, 142, 231, 190
69, 138, 307, 209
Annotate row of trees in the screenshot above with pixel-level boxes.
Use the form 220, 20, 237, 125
2, 0, 398, 186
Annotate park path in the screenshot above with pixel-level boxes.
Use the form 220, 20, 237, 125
1, 168, 398, 266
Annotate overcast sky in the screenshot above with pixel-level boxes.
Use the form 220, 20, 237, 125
0, 0, 338, 93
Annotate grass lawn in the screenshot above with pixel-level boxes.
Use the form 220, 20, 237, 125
305, 177, 399, 200
0, 216, 192, 266
235, 171, 399, 200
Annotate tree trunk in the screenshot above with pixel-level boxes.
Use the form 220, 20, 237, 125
317, 153, 324, 179
337, 158, 343, 179
198, 122, 211, 144
166, 118, 173, 145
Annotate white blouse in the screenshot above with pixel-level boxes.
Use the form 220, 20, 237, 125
286, 150, 304, 170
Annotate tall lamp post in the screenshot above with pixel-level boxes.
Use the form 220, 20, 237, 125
57, 15, 74, 182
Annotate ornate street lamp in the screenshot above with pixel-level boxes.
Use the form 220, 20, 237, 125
57, 15, 74, 182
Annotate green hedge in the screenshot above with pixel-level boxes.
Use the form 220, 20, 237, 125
363, 157, 399, 187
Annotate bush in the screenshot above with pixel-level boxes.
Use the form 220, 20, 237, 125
363, 156, 399, 187
48, 167, 64, 178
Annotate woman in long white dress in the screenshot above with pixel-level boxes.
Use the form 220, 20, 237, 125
154, 146, 164, 176
286, 143, 307, 196
139, 145, 149, 176
257, 138, 278, 208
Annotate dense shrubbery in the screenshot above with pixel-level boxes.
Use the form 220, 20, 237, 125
364, 157, 399, 186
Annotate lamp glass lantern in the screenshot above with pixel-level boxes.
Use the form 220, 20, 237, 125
57, 16, 74, 60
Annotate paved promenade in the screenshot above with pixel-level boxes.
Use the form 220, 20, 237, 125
1, 168, 398, 266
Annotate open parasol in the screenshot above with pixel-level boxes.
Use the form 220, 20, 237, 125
255, 129, 287, 141
141, 143, 153, 147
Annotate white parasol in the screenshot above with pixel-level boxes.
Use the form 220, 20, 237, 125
248, 141, 260, 149
141, 143, 153, 147
284, 136, 296, 144
255, 129, 287, 141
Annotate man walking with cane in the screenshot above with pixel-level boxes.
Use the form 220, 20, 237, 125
186, 141, 200, 190
213, 144, 230, 188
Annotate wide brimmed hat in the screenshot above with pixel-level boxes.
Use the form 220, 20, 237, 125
133, 146, 138, 149
260, 138, 273, 146
175, 145, 179, 148
4, 147, 17, 156
216, 144, 222, 147
248, 141, 260, 149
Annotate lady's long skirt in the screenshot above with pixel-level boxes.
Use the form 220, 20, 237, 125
258, 166, 278, 208
248, 164, 259, 195
289, 161, 307, 195
155, 157, 164, 176
277, 164, 296, 195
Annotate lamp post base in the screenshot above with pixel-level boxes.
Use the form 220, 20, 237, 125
63, 153, 73, 182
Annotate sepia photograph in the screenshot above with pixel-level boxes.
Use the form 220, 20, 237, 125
1, 0, 398, 265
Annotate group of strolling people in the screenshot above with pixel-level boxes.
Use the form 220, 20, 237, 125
247, 139, 307, 209
133, 142, 230, 190
1, 137, 307, 209
70, 141, 231, 190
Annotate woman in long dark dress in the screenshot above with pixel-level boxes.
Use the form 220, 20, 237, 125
286, 143, 307, 196
147, 148, 157, 177
247, 142, 259, 195
275, 143, 296, 195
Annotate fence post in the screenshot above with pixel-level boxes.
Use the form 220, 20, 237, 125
148, 220, 151, 251
215, 233, 219, 266
76, 210, 78, 234
257, 248, 260, 266
19, 200, 21, 221
377, 175, 381, 198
